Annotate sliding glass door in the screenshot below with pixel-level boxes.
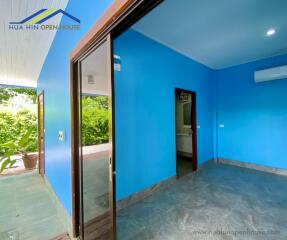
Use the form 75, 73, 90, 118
78, 36, 115, 240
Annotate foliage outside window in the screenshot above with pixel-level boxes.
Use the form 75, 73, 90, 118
0, 87, 37, 156
0, 87, 110, 159
81, 95, 110, 146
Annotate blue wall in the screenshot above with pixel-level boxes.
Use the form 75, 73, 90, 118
38, 0, 287, 211
114, 29, 216, 200
217, 54, 287, 169
37, 0, 113, 215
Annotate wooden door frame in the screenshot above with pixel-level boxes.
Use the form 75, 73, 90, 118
70, 0, 163, 238
175, 88, 198, 176
70, 0, 163, 62
37, 91, 45, 176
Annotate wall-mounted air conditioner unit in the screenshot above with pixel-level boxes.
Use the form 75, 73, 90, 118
254, 65, 287, 83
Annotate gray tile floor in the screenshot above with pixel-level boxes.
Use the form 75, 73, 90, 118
0, 172, 67, 240
117, 162, 287, 240
83, 157, 110, 223
177, 156, 193, 177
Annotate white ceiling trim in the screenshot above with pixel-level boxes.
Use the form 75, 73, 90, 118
134, 27, 287, 70
132, 27, 213, 69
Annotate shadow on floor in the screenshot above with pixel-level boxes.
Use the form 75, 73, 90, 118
0, 157, 36, 177
177, 156, 193, 178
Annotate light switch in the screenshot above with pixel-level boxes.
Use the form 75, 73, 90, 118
114, 54, 121, 72
197, 125, 201, 129
114, 63, 121, 71
219, 124, 225, 128
58, 131, 65, 141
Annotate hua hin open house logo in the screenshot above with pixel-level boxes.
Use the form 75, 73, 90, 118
9, 9, 80, 31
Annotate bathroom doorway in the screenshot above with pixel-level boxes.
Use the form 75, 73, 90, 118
175, 88, 197, 177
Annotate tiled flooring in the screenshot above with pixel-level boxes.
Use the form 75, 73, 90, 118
0, 172, 67, 240
117, 162, 287, 240
82, 144, 111, 223
177, 156, 193, 177
82, 156, 110, 223
82, 150, 112, 239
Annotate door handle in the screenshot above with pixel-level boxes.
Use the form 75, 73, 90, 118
109, 157, 113, 182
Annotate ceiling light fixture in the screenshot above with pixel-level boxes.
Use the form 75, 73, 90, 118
266, 28, 276, 36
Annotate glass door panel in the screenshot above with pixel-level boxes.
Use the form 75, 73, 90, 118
79, 38, 114, 240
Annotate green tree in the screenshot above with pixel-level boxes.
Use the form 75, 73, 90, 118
81, 96, 110, 146
0, 87, 37, 104
0, 86, 109, 159
0, 110, 37, 155
0, 86, 37, 157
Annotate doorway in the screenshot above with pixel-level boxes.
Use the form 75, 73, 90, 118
38, 91, 45, 176
175, 88, 197, 177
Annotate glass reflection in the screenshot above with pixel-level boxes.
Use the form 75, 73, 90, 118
80, 41, 113, 239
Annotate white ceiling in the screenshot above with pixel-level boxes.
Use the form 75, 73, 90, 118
81, 41, 111, 96
0, 0, 68, 88
133, 0, 287, 69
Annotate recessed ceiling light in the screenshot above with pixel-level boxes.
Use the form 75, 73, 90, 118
266, 28, 276, 36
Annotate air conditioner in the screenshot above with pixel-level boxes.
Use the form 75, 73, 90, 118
254, 65, 287, 83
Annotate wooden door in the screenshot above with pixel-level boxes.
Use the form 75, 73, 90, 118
38, 91, 45, 176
